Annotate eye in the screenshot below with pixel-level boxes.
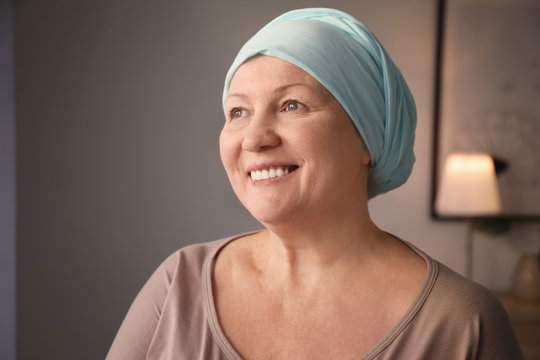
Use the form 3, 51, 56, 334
283, 101, 305, 112
230, 108, 246, 120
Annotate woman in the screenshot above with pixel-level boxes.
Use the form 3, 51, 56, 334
107, 8, 523, 359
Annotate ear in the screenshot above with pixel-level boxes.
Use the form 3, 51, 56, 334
361, 151, 371, 166
358, 136, 371, 166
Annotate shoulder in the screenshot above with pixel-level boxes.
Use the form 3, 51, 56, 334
416, 260, 513, 337
390, 240, 523, 359
106, 235, 239, 359
402, 241, 508, 323
432, 262, 506, 320
124, 237, 231, 306
153, 237, 233, 284
169, 237, 231, 267
418, 261, 524, 359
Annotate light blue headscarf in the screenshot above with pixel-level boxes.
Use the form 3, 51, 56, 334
222, 8, 416, 198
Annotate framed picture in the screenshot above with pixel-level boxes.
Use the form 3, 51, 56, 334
431, 0, 540, 219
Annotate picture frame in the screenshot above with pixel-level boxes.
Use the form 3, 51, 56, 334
431, 0, 540, 220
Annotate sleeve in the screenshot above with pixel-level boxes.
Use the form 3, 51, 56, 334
105, 252, 179, 360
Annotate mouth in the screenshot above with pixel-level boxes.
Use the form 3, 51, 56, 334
249, 165, 299, 181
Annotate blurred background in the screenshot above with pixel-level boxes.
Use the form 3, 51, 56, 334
2, 0, 539, 359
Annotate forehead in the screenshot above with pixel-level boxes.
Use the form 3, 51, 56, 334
227, 55, 327, 98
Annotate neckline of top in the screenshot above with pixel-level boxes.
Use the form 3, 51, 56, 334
201, 232, 439, 360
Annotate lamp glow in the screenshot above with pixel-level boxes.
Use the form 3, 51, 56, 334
436, 153, 502, 216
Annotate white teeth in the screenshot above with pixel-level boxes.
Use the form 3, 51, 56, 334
250, 167, 292, 181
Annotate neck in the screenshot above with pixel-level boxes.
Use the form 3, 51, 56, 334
254, 203, 389, 289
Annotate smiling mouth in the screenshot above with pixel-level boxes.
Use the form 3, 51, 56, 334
249, 166, 299, 181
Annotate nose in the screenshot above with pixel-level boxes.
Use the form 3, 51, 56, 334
241, 115, 281, 152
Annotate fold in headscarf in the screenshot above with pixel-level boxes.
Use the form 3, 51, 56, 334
222, 8, 416, 198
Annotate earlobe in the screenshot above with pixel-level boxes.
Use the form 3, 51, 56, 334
358, 136, 371, 165
362, 153, 371, 166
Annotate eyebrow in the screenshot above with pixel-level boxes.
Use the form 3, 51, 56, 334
226, 83, 311, 102
273, 83, 310, 93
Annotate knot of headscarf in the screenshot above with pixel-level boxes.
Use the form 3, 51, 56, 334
222, 8, 416, 198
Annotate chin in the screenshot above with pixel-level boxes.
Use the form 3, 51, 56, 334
244, 201, 299, 227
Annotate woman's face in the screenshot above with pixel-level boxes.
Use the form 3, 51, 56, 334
220, 56, 370, 227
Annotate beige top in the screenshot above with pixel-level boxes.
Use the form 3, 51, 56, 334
106, 234, 524, 360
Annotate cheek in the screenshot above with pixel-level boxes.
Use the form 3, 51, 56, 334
299, 119, 368, 172
219, 129, 240, 175
295, 124, 341, 160
329, 116, 370, 164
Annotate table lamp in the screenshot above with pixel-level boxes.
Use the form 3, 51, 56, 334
435, 153, 503, 279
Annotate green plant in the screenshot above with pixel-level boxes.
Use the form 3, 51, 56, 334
471, 217, 511, 236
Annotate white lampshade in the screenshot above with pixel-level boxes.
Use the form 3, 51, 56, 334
435, 153, 502, 216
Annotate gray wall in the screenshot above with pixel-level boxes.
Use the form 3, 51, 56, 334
15, 1, 439, 359
1, 0, 16, 359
